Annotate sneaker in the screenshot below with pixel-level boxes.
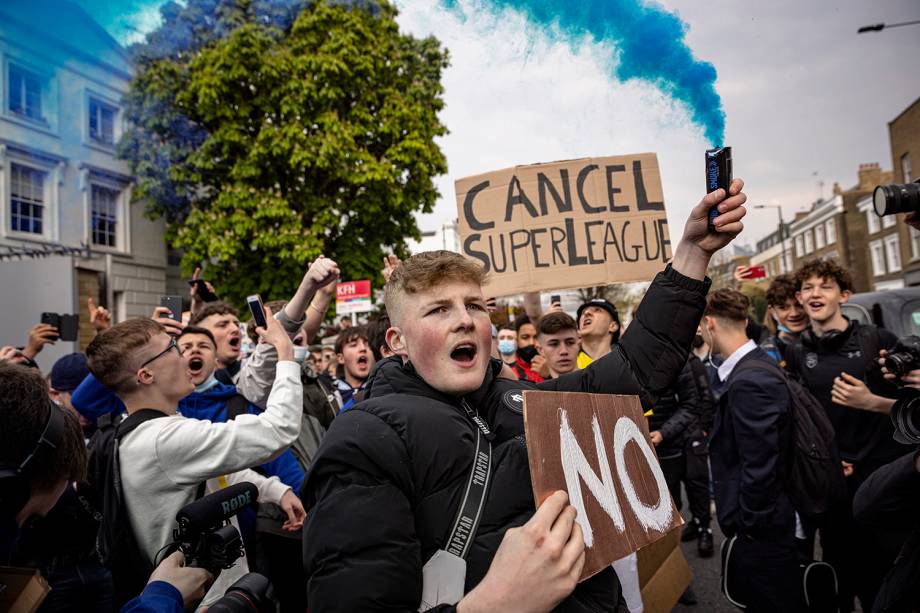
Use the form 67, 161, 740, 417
698, 528, 714, 558
681, 519, 700, 542
678, 586, 698, 605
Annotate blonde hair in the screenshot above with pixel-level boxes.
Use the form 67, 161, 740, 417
384, 251, 487, 322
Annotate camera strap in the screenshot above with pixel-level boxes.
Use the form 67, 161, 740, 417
445, 400, 493, 560
419, 400, 492, 610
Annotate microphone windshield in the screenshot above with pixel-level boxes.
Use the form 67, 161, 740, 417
176, 482, 259, 536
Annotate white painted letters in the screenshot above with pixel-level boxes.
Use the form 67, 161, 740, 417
613, 416, 673, 533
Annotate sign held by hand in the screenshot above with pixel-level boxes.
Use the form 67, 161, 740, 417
523, 390, 682, 580
455, 154, 671, 297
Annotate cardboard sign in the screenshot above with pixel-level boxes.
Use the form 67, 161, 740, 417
637, 528, 692, 613
455, 154, 671, 297
523, 391, 682, 580
0, 567, 50, 613
336, 280, 372, 314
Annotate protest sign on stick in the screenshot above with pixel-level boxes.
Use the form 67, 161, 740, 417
523, 390, 682, 580
455, 153, 671, 297
336, 280, 372, 315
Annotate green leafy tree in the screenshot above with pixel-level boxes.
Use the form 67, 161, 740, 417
120, 0, 448, 305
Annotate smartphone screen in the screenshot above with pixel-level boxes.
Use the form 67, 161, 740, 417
748, 266, 767, 279
550, 294, 561, 305
159, 296, 183, 323
247, 294, 267, 329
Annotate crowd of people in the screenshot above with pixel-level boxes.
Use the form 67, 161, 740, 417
1, 176, 919, 613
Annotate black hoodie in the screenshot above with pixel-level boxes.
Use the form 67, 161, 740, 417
301, 265, 709, 612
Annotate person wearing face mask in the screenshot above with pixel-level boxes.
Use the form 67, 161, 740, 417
760, 274, 808, 369
496, 325, 517, 369
512, 316, 545, 383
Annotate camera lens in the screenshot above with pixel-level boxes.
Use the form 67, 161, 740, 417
874, 182, 920, 217
885, 353, 910, 378
892, 393, 920, 444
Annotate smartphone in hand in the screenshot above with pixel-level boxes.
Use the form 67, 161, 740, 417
59, 314, 79, 342
247, 295, 267, 329
550, 294, 561, 306
188, 278, 218, 302
41, 312, 61, 341
747, 265, 767, 279
159, 296, 183, 323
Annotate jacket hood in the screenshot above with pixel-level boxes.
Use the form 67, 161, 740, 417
178, 381, 240, 422
363, 355, 504, 407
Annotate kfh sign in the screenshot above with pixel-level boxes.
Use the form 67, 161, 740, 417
336, 280, 372, 315
455, 154, 671, 297
523, 391, 682, 580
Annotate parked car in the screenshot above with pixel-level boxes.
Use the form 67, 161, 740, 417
842, 288, 920, 338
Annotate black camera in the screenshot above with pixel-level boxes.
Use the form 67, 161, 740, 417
873, 179, 920, 217
883, 335, 920, 378
891, 389, 920, 445
208, 572, 275, 613
171, 483, 257, 575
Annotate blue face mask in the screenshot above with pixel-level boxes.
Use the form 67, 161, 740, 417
777, 323, 793, 334
194, 373, 219, 393
498, 339, 517, 356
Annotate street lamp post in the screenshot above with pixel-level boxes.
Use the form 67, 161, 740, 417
857, 19, 920, 34
755, 204, 787, 274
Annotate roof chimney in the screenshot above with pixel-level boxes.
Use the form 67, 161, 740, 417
858, 162, 883, 191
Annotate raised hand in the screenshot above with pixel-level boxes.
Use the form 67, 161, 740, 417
681, 178, 747, 256
151, 306, 184, 337
306, 257, 340, 290
382, 254, 402, 284
23, 323, 58, 358
256, 305, 294, 362
88, 297, 112, 332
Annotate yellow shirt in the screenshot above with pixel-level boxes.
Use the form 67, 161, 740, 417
577, 351, 594, 370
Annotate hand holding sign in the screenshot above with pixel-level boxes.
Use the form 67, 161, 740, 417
457, 491, 585, 613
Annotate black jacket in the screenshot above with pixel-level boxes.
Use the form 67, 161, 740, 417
301, 266, 709, 612
853, 450, 920, 613
648, 359, 703, 459
709, 347, 796, 544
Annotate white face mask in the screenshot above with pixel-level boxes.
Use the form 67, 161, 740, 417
293, 346, 309, 364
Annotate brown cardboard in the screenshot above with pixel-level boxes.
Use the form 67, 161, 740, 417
455, 153, 671, 297
523, 391, 683, 580
0, 567, 51, 613
639, 540, 693, 613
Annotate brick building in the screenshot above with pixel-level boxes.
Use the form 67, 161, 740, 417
750, 222, 792, 279
888, 97, 920, 287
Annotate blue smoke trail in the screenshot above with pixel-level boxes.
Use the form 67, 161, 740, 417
443, 0, 726, 145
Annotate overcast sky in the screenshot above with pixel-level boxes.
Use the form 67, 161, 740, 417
394, 0, 920, 247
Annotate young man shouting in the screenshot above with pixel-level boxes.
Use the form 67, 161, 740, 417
334, 326, 374, 410
576, 298, 621, 368
301, 179, 747, 611
189, 303, 243, 384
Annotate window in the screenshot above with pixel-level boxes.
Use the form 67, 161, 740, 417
825, 219, 837, 243
795, 235, 804, 257
91, 185, 119, 247
9, 163, 46, 235
8, 64, 43, 121
815, 224, 826, 249
870, 240, 886, 277
883, 213, 897, 229
804, 230, 814, 253
910, 226, 920, 260
903, 153, 913, 183
867, 210, 881, 234
885, 234, 902, 273
88, 98, 116, 145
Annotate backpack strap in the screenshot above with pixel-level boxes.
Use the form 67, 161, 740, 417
225, 395, 251, 421
114, 409, 169, 440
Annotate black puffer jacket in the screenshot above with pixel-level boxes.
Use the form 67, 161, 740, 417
301, 265, 709, 612
647, 359, 703, 459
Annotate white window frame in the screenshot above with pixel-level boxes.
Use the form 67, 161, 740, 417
903, 152, 913, 183
910, 226, 920, 261
0, 146, 62, 242
84, 89, 122, 151
815, 224, 826, 249
825, 219, 837, 244
795, 234, 804, 257
885, 234, 902, 273
867, 210, 881, 235
870, 239, 886, 277
80, 168, 131, 254
2, 56, 58, 134
882, 214, 897, 230
804, 230, 814, 253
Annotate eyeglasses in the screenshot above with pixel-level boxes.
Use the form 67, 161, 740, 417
139, 337, 182, 370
